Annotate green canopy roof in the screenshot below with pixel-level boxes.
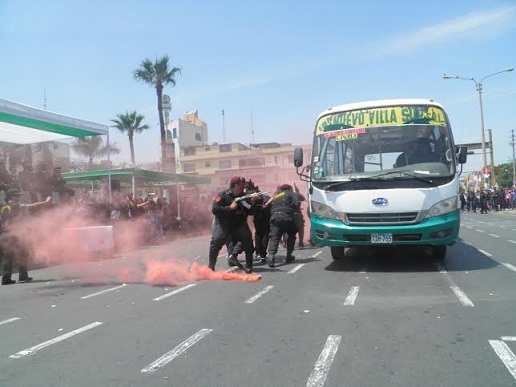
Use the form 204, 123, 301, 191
61, 168, 210, 186
0, 98, 108, 144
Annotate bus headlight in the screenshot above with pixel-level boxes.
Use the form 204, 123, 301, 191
311, 200, 346, 222
426, 196, 458, 218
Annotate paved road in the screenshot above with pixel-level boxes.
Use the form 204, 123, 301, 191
1, 211, 516, 386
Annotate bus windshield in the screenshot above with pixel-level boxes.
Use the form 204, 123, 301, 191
311, 104, 456, 181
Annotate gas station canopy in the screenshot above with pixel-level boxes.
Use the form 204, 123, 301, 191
0, 98, 108, 144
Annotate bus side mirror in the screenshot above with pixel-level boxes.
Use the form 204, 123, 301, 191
456, 146, 467, 164
294, 147, 304, 167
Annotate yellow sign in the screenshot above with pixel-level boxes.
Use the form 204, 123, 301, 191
316, 105, 447, 135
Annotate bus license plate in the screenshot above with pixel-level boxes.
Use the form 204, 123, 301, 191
371, 233, 393, 244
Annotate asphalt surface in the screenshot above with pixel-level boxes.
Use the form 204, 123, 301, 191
1, 210, 516, 386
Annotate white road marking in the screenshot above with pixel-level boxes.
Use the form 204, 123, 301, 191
141, 328, 212, 373
489, 234, 500, 238
478, 249, 493, 257
153, 284, 196, 301
450, 286, 475, 307
489, 340, 516, 380
502, 263, 516, 273
508, 240, 516, 245
245, 285, 274, 304
312, 251, 323, 258
10, 322, 103, 359
0, 317, 20, 326
288, 264, 306, 274
475, 229, 485, 233
306, 335, 341, 387
80, 283, 127, 299
343, 286, 360, 306
501, 337, 516, 342
499, 226, 507, 229
464, 225, 472, 229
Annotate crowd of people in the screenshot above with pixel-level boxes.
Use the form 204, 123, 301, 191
459, 187, 516, 214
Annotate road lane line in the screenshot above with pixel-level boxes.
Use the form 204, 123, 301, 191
475, 229, 485, 233
343, 286, 360, 306
80, 283, 128, 299
499, 226, 507, 229
288, 264, 305, 274
489, 340, 516, 380
508, 240, 516, 245
501, 337, 516, 341
153, 284, 197, 301
10, 322, 103, 359
489, 234, 500, 238
306, 335, 341, 387
502, 263, 516, 273
0, 317, 20, 326
141, 328, 212, 373
312, 251, 323, 258
450, 286, 475, 307
478, 249, 493, 257
464, 225, 472, 229
245, 285, 274, 304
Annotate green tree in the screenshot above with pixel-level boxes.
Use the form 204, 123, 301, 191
110, 111, 150, 166
71, 136, 120, 169
133, 54, 181, 170
494, 162, 514, 188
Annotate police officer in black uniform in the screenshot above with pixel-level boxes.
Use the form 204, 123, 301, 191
1, 188, 52, 285
207, 176, 255, 273
248, 181, 271, 263
266, 184, 300, 268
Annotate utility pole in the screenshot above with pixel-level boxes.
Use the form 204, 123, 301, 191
510, 129, 516, 187
488, 129, 496, 187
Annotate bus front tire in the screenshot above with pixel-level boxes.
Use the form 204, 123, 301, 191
432, 246, 447, 262
331, 246, 345, 260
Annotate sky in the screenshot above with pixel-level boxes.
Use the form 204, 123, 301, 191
1, 0, 515, 174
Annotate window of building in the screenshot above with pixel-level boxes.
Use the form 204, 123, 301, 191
205, 146, 210, 151
219, 160, 232, 169
205, 161, 211, 168
239, 158, 265, 168
195, 132, 201, 141
167, 129, 172, 140
219, 144, 232, 153
183, 163, 196, 173
184, 147, 196, 156
274, 156, 279, 164
172, 128, 177, 139
287, 154, 294, 163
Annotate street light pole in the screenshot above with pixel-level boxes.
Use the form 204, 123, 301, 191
443, 67, 514, 187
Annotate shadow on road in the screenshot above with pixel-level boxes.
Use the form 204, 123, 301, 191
324, 240, 499, 273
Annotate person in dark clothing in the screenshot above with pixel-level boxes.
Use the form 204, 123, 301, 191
1, 188, 52, 285
395, 138, 441, 168
293, 182, 306, 247
266, 184, 300, 268
248, 182, 271, 263
207, 176, 256, 273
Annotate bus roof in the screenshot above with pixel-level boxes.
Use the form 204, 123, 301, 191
317, 98, 445, 120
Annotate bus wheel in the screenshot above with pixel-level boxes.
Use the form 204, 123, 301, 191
331, 246, 345, 260
432, 246, 447, 262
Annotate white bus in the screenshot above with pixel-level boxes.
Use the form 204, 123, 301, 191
294, 99, 467, 261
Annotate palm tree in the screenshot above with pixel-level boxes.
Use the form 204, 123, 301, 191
133, 54, 181, 170
72, 136, 121, 169
110, 111, 150, 166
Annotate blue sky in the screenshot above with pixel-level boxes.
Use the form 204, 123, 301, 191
1, 0, 515, 173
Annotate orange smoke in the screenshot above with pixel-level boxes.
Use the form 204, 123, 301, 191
142, 259, 261, 284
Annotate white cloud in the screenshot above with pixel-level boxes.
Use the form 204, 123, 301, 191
370, 5, 516, 56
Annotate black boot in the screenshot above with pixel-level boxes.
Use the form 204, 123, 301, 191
268, 254, 276, 268
228, 255, 244, 270
208, 257, 217, 271
286, 251, 296, 263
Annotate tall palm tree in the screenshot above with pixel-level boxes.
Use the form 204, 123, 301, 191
72, 136, 120, 169
110, 111, 150, 166
133, 54, 181, 170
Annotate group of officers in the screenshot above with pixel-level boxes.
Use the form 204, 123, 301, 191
207, 176, 306, 273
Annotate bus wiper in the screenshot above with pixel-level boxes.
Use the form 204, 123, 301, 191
363, 170, 439, 186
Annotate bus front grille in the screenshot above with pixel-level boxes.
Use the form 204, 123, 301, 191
346, 212, 418, 225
